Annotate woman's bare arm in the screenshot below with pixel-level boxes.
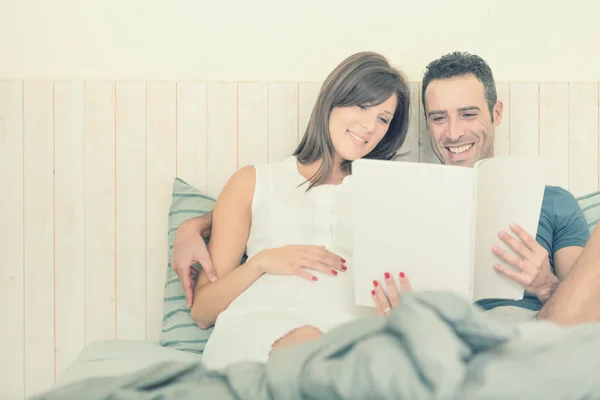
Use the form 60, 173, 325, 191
190, 165, 264, 329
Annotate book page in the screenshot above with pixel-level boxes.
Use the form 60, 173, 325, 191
473, 156, 546, 302
351, 159, 477, 307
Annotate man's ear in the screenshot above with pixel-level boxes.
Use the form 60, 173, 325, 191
492, 100, 504, 126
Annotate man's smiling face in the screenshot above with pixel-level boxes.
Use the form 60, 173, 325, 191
423, 74, 503, 167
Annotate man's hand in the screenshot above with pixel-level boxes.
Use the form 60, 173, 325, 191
492, 223, 558, 303
171, 219, 218, 308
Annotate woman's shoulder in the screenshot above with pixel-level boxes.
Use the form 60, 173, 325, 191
219, 165, 257, 203
226, 158, 285, 207
227, 156, 302, 196
237, 156, 295, 173
215, 157, 300, 216
251, 156, 301, 183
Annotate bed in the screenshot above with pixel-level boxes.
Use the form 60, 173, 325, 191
40, 183, 600, 399
52, 340, 202, 390
35, 291, 600, 399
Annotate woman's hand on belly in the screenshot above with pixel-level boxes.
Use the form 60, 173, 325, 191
248, 245, 347, 282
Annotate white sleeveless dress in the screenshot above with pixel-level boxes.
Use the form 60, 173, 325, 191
200, 156, 375, 370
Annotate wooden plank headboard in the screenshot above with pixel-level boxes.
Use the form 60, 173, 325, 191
1, 80, 599, 399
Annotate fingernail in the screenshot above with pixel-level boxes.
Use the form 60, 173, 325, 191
341, 258, 346, 263
312, 276, 318, 281
371, 290, 376, 296
341, 265, 347, 271
210, 276, 217, 282
400, 272, 405, 278
331, 270, 338, 276
373, 280, 378, 287
384, 272, 390, 280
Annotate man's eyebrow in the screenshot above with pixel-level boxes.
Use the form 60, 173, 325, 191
457, 106, 481, 112
428, 106, 481, 118
427, 110, 447, 118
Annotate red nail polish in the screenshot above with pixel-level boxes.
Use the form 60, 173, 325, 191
312, 276, 318, 281
341, 258, 346, 263
400, 272, 405, 278
384, 272, 390, 280
331, 270, 338, 276
341, 265, 347, 271
371, 290, 376, 296
373, 280, 378, 287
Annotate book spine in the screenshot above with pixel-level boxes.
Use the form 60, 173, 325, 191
469, 168, 479, 302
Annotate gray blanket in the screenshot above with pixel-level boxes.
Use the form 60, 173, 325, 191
32, 292, 600, 399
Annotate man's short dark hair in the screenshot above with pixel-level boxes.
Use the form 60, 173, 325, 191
421, 51, 497, 121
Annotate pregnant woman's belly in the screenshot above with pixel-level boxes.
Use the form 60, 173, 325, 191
230, 270, 362, 312
201, 272, 374, 370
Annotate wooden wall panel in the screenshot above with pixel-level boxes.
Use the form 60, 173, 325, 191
238, 82, 268, 168
84, 82, 116, 347
146, 83, 177, 342
569, 83, 599, 197
298, 82, 321, 144
176, 83, 208, 192
54, 82, 87, 377
509, 83, 539, 157
206, 83, 237, 198
267, 83, 298, 162
539, 83, 570, 188
115, 83, 147, 341
0, 81, 25, 400
23, 82, 55, 397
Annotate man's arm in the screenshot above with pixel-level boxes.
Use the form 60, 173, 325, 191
554, 247, 585, 280
199, 212, 213, 240
181, 211, 214, 241
538, 222, 600, 325
171, 210, 216, 307
551, 187, 590, 281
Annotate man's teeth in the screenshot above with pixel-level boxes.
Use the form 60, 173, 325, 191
448, 144, 472, 154
347, 130, 367, 143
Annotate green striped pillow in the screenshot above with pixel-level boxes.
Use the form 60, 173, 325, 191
577, 191, 600, 233
160, 178, 216, 353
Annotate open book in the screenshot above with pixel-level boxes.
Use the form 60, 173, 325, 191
350, 156, 546, 307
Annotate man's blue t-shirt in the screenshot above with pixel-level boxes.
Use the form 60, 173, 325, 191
475, 185, 590, 312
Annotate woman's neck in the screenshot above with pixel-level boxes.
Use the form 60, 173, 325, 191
296, 156, 347, 185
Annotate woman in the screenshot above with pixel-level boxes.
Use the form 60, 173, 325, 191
192, 51, 411, 369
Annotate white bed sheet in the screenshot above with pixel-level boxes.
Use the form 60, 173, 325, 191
53, 339, 202, 390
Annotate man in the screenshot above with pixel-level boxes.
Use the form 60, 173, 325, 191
418, 51, 590, 321
172, 51, 595, 325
